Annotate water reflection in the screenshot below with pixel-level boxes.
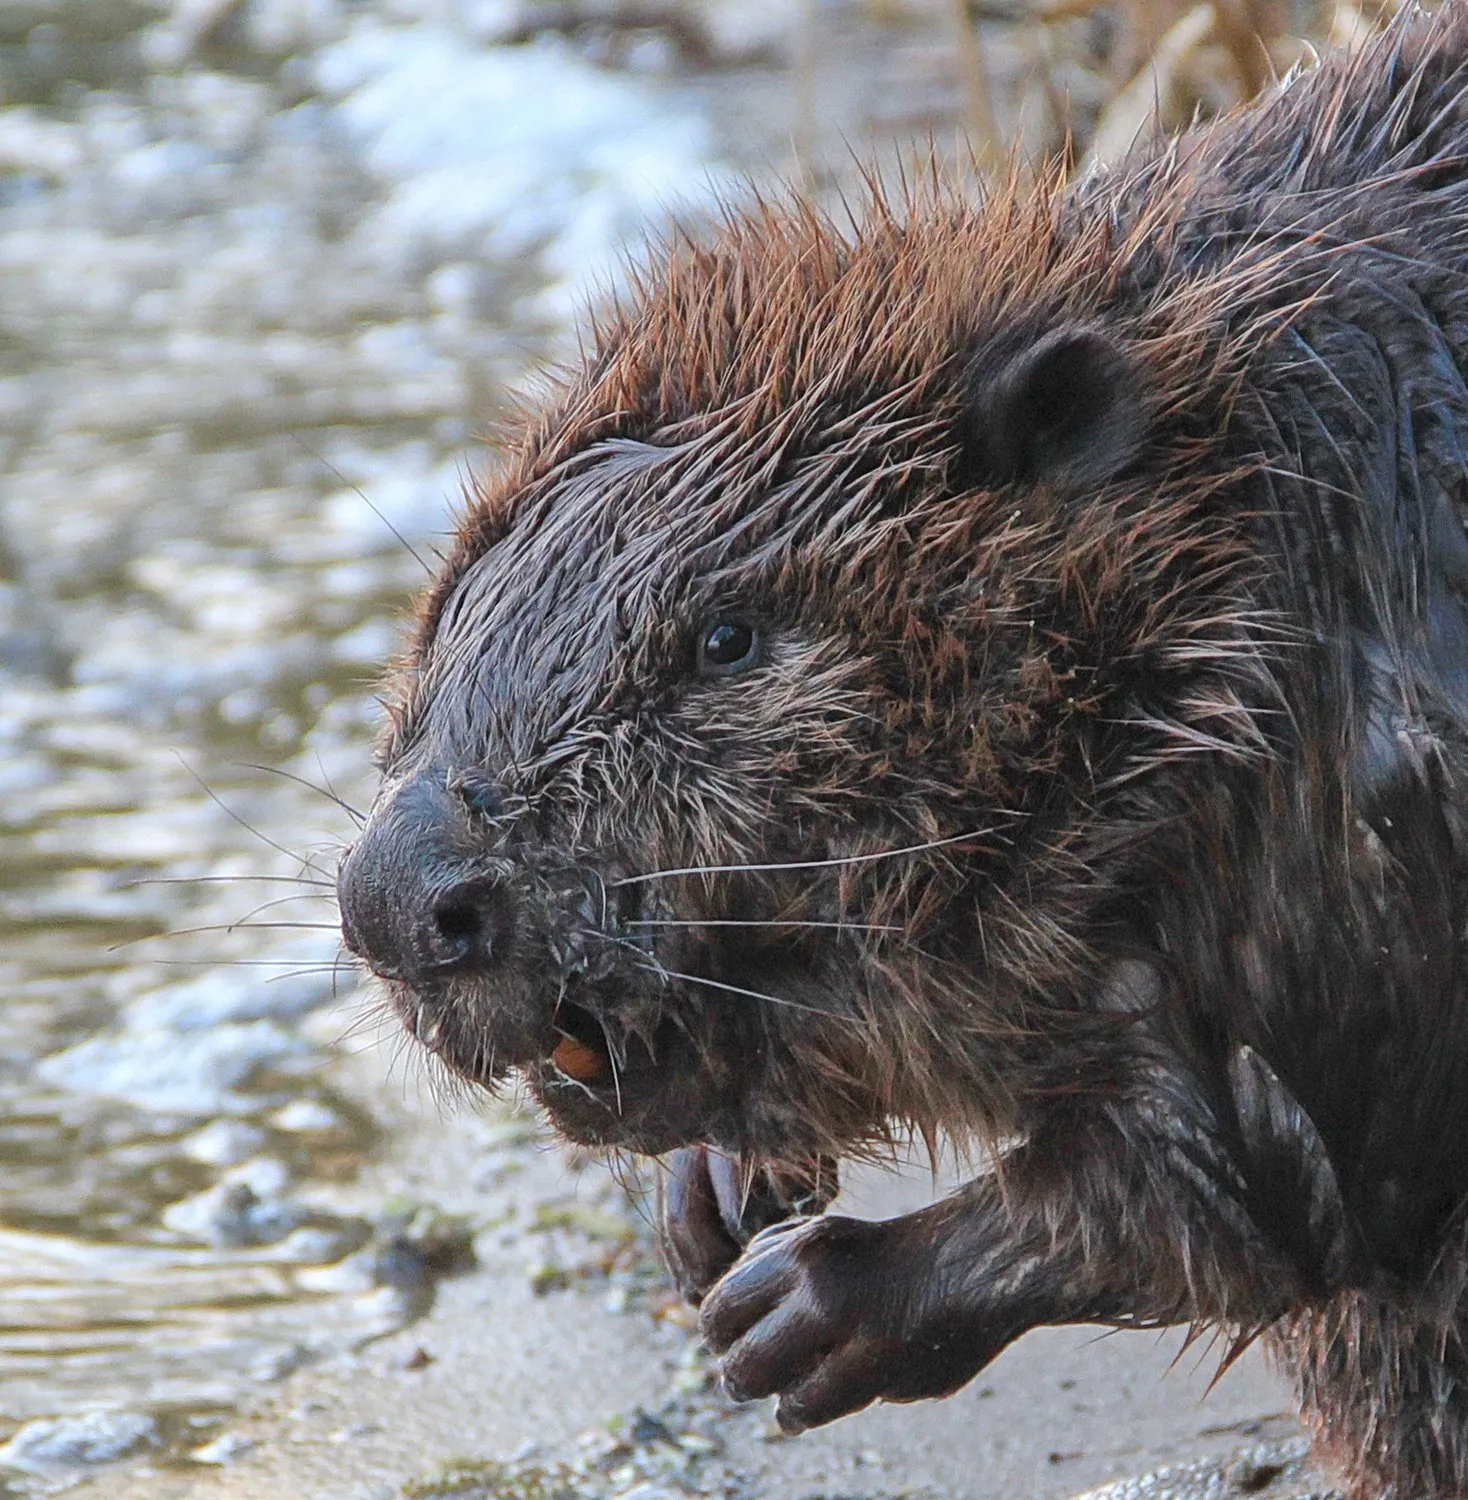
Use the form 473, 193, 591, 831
0, 0, 717, 1479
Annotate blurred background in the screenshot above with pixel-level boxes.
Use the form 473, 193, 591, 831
0, 1, 1408, 1496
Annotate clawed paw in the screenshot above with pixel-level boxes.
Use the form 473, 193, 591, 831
657, 1145, 837, 1305
700, 1215, 931, 1432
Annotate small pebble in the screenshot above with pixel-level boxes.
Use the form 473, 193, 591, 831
267, 1224, 354, 1264
0, 1410, 158, 1472
270, 1097, 342, 1132
250, 1343, 308, 1382
627, 1411, 673, 1446
182, 1118, 268, 1165
191, 1431, 256, 1465
329, 1423, 381, 1444
163, 1158, 303, 1247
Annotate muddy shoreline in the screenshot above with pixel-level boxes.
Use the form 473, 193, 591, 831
104, 1029, 1310, 1500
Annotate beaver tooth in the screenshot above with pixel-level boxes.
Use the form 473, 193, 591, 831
551, 1034, 611, 1083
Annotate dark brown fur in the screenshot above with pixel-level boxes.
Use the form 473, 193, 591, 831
338, 11, 1468, 1495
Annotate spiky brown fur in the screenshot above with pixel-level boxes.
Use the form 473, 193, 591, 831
340, 9, 1468, 1496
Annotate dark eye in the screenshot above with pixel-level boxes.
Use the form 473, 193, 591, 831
452, 772, 505, 821
697, 619, 761, 676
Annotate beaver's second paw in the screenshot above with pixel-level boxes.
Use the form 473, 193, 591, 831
699, 1214, 992, 1433
658, 1146, 838, 1305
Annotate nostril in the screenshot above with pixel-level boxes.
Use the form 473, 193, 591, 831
337, 770, 523, 985
428, 878, 511, 970
433, 897, 485, 950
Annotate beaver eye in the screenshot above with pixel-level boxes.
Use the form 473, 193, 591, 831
450, 771, 507, 821
697, 619, 761, 676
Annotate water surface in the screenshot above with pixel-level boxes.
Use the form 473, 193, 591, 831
0, 0, 719, 1478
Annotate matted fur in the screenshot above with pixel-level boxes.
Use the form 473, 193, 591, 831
342, 9, 1468, 1496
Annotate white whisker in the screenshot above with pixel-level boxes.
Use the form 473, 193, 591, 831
611, 825, 1008, 888
108, 921, 342, 952
626, 917, 901, 934
622, 946, 849, 1021
124, 874, 336, 890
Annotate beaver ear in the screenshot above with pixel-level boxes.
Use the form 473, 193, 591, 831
958, 327, 1145, 490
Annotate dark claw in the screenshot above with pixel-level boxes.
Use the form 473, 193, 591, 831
658, 1146, 743, 1303
775, 1337, 891, 1432
699, 1226, 806, 1354
701, 1216, 883, 1419
657, 1145, 838, 1304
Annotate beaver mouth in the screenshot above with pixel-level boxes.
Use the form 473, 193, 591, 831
530, 1001, 712, 1150
389, 969, 705, 1145
368, 876, 839, 1152
546, 1000, 618, 1084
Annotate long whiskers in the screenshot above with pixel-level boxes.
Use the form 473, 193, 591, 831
227, 893, 339, 925
611, 824, 1010, 888
241, 761, 366, 826
108, 920, 341, 953
144, 958, 347, 968
332, 993, 402, 1049
626, 916, 902, 934
172, 752, 339, 883
606, 1027, 624, 1117
125, 874, 337, 891
290, 432, 441, 579
620, 944, 854, 1023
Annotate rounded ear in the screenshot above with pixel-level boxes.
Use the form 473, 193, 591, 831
958, 326, 1146, 490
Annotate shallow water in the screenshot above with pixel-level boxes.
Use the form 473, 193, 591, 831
0, 0, 726, 1481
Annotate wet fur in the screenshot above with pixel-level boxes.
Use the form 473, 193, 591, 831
343, 11, 1468, 1497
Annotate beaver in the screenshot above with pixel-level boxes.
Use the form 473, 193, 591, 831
337, 9, 1468, 1496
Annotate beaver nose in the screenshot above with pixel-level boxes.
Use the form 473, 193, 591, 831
337, 774, 512, 984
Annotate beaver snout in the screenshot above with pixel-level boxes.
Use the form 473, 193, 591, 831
337, 770, 517, 987
337, 769, 658, 1105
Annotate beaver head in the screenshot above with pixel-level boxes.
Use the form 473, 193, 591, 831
337, 189, 1272, 1158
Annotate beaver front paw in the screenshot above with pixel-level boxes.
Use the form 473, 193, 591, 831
700, 1214, 1003, 1433
657, 1145, 837, 1304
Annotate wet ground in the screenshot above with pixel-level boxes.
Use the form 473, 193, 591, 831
0, 1, 1332, 1495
